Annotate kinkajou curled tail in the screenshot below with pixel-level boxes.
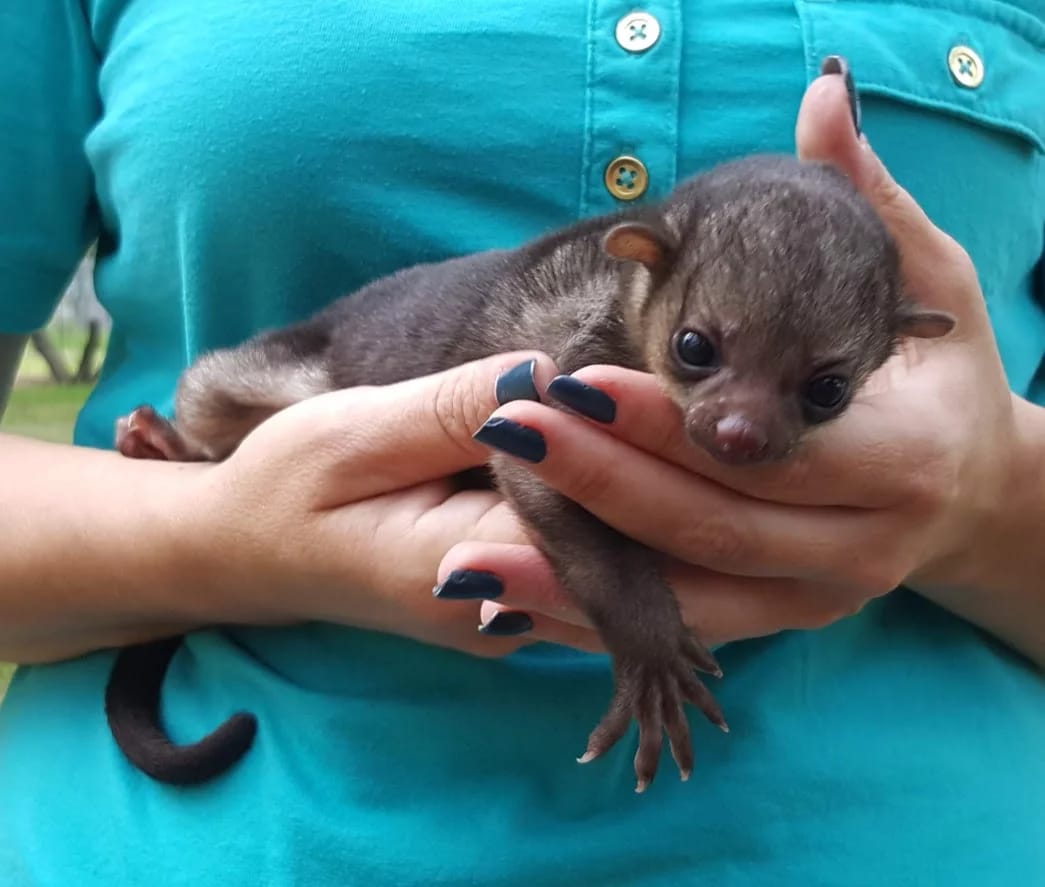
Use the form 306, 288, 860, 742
104, 637, 258, 785
106, 322, 335, 785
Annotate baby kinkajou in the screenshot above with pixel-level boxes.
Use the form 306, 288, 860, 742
106, 154, 954, 792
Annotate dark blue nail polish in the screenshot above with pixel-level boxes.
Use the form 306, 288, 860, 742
496, 359, 540, 405
433, 570, 504, 600
821, 55, 862, 136
473, 418, 546, 463
479, 610, 534, 636
546, 375, 617, 423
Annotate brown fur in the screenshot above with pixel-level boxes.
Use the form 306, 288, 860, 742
106, 154, 954, 790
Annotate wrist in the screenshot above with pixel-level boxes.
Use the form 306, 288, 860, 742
981, 395, 1045, 580
134, 459, 240, 626
908, 393, 1045, 666
71, 453, 243, 633
0, 437, 240, 662
153, 459, 287, 628
919, 393, 1044, 595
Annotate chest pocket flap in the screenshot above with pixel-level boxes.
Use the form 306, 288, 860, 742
797, 0, 1044, 152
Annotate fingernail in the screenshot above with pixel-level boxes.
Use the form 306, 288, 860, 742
478, 610, 533, 636
546, 375, 617, 424
433, 569, 504, 600
473, 417, 546, 463
820, 55, 862, 137
496, 359, 540, 405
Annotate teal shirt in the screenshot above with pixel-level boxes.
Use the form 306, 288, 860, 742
2, 2, 1043, 884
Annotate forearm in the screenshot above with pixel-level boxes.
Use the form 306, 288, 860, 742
0, 433, 230, 664
917, 394, 1045, 668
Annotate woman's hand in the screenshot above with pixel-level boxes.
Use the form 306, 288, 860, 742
0, 350, 609, 663
450, 63, 1044, 663
182, 350, 610, 658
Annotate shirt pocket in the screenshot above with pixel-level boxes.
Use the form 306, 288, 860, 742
796, 0, 1045, 393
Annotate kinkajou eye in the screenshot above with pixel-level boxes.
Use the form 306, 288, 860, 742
802, 373, 850, 419
673, 329, 717, 369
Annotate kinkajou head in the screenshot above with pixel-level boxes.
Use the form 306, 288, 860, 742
604, 155, 954, 463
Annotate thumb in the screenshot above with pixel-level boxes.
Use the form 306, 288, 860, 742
795, 56, 984, 325
253, 351, 560, 501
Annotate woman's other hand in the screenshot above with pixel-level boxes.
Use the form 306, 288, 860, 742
455, 63, 1043, 662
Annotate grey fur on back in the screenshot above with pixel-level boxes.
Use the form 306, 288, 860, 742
302, 219, 645, 386
172, 153, 911, 459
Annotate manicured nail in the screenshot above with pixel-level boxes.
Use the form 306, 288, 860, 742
432, 569, 504, 601
478, 610, 534, 636
821, 55, 862, 136
495, 359, 540, 405
473, 417, 546, 463
546, 375, 617, 423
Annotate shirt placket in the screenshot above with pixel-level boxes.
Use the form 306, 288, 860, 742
581, 0, 682, 217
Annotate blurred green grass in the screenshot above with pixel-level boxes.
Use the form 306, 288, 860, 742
2, 322, 100, 442
16, 323, 99, 381
2, 382, 94, 443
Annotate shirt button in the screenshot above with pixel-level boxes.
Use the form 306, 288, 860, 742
948, 45, 984, 88
605, 155, 649, 201
615, 12, 661, 53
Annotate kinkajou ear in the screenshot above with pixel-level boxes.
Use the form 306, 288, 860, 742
602, 221, 678, 274
896, 302, 956, 339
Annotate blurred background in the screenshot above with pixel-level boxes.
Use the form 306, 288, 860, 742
2, 248, 108, 442
0, 252, 108, 701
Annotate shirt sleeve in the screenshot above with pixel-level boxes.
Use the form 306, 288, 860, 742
0, 1, 101, 334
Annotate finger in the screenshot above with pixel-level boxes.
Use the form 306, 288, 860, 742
240, 351, 560, 503
562, 364, 944, 508
480, 562, 872, 653
448, 540, 877, 649
476, 399, 895, 583
478, 600, 605, 653
436, 541, 592, 628
432, 505, 870, 638
795, 58, 986, 327
661, 560, 871, 647
443, 536, 878, 653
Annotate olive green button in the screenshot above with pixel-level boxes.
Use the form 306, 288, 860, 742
948, 45, 984, 89
604, 155, 649, 201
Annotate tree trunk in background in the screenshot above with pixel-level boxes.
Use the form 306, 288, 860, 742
75, 320, 103, 383
29, 332, 73, 384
